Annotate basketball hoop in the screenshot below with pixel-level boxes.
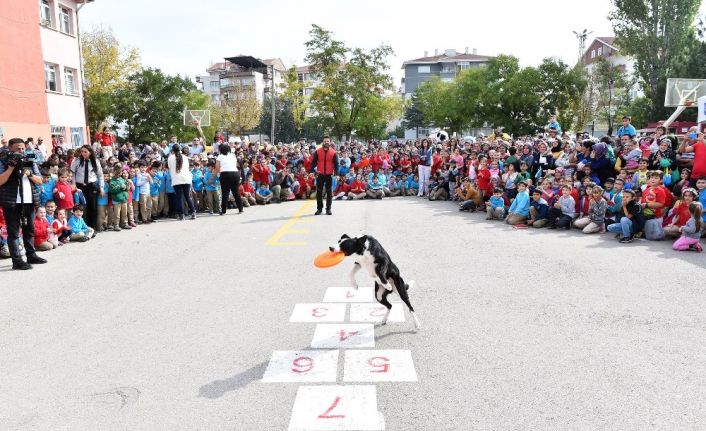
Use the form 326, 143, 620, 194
684, 99, 695, 107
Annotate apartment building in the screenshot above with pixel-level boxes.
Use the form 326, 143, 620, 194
582, 36, 641, 99
196, 58, 286, 104
0, 0, 90, 149
401, 48, 492, 96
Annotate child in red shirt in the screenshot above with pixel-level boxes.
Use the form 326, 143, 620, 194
53, 169, 75, 215
34, 207, 56, 251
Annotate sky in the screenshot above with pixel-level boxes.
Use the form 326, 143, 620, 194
79, 0, 706, 87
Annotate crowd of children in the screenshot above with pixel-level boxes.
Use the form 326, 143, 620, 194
2, 125, 705, 261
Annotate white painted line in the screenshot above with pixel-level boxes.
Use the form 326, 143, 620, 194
310, 324, 375, 349
289, 303, 347, 322
288, 385, 385, 430
323, 286, 375, 303
349, 303, 405, 323
262, 350, 338, 383
343, 350, 418, 382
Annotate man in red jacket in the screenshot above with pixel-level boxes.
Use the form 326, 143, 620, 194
309, 136, 339, 215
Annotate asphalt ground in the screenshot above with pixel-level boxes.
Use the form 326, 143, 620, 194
2, 197, 705, 430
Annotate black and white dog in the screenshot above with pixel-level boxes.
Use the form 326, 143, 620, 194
330, 234, 421, 330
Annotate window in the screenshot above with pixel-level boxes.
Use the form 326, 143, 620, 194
417, 65, 431, 73
597, 47, 602, 56
458, 62, 470, 70
44, 63, 57, 91
70, 127, 84, 148
64, 67, 76, 94
304, 88, 315, 97
591, 50, 596, 59
59, 6, 71, 34
40, 0, 52, 26
442, 65, 455, 73
210, 81, 219, 90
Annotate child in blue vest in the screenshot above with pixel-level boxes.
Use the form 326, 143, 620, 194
40, 169, 55, 206
204, 160, 221, 214
191, 160, 205, 212
68, 204, 94, 242
96, 173, 110, 232
149, 161, 162, 220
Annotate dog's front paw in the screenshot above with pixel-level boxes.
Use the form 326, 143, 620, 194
384, 284, 393, 292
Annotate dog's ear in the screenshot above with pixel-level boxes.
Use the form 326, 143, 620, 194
357, 235, 368, 245
340, 234, 350, 240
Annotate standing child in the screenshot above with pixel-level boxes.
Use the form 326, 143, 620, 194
96, 172, 110, 232
204, 160, 222, 213
123, 169, 137, 227
109, 166, 130, 230
191, 160, 205, 212
136, 162, 153, 223
149, 161, 162, 220
53, 169, 75, 218
672, 202, 703, 251
39, 170, 56, 206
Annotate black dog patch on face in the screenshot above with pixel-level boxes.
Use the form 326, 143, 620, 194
330, 234, 367, 256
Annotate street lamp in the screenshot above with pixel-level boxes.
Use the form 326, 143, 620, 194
607, 79, 615, 136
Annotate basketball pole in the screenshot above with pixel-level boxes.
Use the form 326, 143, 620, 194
663, 99, 693, 129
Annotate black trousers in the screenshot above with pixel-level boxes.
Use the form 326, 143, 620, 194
316, 174, 333, 211
173, 184, 195, 216
220, 171, 243, 214
1, 203, 36, 261
76, 183, 99, 229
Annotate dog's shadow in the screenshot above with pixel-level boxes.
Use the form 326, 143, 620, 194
374, 327, 419, 341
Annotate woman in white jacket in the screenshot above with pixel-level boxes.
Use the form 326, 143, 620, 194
167, 145, 196, 220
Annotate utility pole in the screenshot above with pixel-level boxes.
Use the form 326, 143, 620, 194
270, 64, 275, 144
607, 79, 615, 136
573, 29, 593, 64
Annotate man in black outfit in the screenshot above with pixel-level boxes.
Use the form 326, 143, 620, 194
309, 136, 339, 215
0, 138, 47, 270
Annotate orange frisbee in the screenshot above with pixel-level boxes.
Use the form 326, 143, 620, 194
314, 251, 345, 268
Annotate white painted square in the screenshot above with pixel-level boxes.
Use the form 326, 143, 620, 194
322, 286, 375, 303
288, 385, 385, 431
349, 303, 405, 323
289, 303, 347, 323
262, 350, 338, 383
310, 324, 375, 349
343, 350, 418, 382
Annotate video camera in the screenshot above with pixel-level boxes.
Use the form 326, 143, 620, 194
0, 149, 36, 170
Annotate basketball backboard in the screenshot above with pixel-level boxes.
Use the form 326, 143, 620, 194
183, 110, 211, 127
664, 78, 706, 107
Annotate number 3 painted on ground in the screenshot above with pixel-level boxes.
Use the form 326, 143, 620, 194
311, 307, 328, 317
291, 356, 314, 373
318, 396, 345, 419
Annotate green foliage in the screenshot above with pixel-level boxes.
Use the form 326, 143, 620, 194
112, 68, 207, 143
415, 55, 585, 136
610, 0, 701, 120
353, 95, 404, 139
401, 93, 426, 132
304, 24, 395, 139
81, 26, 141, 132
258, 96, 299, 143
280, 66, 308, 137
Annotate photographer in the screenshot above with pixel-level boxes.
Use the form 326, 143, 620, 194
0, 138, 46, 270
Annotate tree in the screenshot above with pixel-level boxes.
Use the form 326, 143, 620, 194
415, 77, 466, 134
112, 68, 207, 143
610, 0, 701, 120
401, 93, 426, 138
217, 83, 262, 137
280, 66, 308, 137
304, 24, 395, 140
258, 96, 298, 143
81, 26, 140, 132
592, 58, 632, 135
353, 95, 404, 139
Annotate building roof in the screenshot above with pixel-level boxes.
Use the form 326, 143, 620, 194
262, 58, 287, 71
207, 61, 230, 72
295, 65, 312, 73
595, 37, 618, 50
402, 52, 493, 67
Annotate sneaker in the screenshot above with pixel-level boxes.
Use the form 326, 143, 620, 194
189, 213, 196, 220
120, 225, 132, 230
12, 260, 32, 270
0, 245, 9, 259
619, 236, 634, 244
326, 210, 332, 215
27, 254, 47, 264
112, 226, 121, 232
548, 225, 557, 230
130, 222, 137, 228
315, 210, 322, 215
614, 234, 621, 239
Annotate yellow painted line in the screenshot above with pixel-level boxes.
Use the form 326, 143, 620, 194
266, 200, 315, 246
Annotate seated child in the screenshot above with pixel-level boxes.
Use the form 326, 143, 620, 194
574, 185, 607, 234
506, 181, 530, 225
607, 189, 642, 243
255, 183, 273, 204
52, 208, 70, 244
528, 190, 550, 228
34, 206, 56, 251
67, 204, 95, 242
672, 202, 703, 252
485, 188, 506, 220
548, 185, 576, 229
